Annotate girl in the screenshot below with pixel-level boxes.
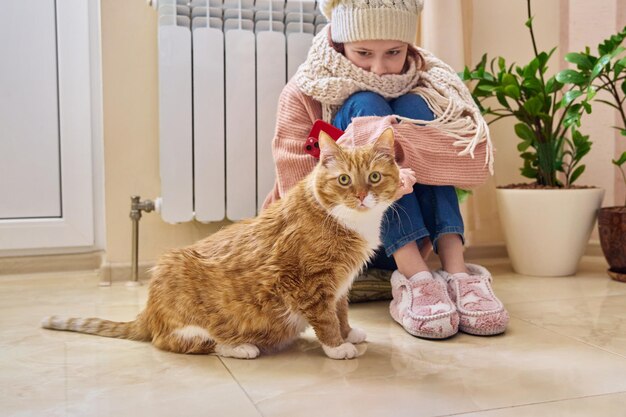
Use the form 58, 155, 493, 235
263, 0, 508, 339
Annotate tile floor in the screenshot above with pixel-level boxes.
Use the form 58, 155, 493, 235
2, 258, 626, 417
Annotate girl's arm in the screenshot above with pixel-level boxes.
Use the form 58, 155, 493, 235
263, 81, 320, 208
340, 115, 491, 190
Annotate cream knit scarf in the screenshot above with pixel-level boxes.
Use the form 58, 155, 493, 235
294, 27, 494, 173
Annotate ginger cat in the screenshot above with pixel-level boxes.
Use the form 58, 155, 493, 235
42, 128, 400, 360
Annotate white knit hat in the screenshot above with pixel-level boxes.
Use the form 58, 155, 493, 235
319, 0, 424, 44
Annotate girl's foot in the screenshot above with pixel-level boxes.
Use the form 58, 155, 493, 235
389, 270, 459, 339
435, 264, 509, 336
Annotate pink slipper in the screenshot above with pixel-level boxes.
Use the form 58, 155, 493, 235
435, 264, 509, 336
389, 270, 459, 339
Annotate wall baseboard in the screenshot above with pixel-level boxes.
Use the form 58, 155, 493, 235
584, 241, 604, 257
460, 241, 604, 261
98, 260, 155, 286
465, 243, 509, 261
0, 251, 104, 275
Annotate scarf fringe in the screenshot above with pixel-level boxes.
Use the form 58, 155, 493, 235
397, 87, 495, 175
322, 103, 336, 125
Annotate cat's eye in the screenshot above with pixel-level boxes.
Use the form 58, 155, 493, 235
338, 174, 351, 186
369, 171, 382, 183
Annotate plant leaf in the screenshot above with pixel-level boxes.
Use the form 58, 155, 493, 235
610, 46, 626, 59
524, 58, 541, 78
556, 69, 586, 84
461, 67, 471, 80
546, 77, 563, 94
496, 92, 510, 109
565, 52, 593, 70
524, 96, 544, 116
455, 188, 472, 204
537, 50, 554, 72
569, 165, 586, 185
502, 73, 517, 86
586, 86, 597, 101
561, 90, 583, 107
477, 83, 497, 92
564, 103, 583, 128
522, 77, 543, 92
613, 151, 626, 166
504, 84, 521, 99
517, 141, 531, 152
514, 123, 536, 142
590, 54, 612, 79
498, 57, 506, 71
521, 165, 538, 179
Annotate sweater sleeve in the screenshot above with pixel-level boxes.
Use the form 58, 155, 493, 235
339, 115, 491, 190
262, 81, 319, 209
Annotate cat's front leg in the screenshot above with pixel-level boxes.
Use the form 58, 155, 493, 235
337, 295, 367, 344
301, 298, 358, 360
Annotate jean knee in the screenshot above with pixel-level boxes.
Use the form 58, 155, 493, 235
334, 92, 393, 130
391, 94, 435, 121
346, 91, 389, 108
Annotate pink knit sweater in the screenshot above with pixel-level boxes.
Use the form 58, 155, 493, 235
262, 79, 490, 209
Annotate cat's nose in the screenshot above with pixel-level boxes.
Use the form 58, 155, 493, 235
356, 191, 367, 202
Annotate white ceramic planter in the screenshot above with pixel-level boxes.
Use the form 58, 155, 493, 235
496, 188, 605, 277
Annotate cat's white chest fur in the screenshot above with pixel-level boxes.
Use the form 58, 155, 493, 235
330, 203, 387, 252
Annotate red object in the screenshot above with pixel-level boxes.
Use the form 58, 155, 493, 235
304, 120, 344, 158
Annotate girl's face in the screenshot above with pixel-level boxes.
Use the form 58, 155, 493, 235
343, 40, 409, 76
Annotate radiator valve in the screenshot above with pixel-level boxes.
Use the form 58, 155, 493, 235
128, 196, 156, 287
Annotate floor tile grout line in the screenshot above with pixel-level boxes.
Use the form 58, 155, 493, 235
217, 357, 267, 417
509, 314, 626, 361
436, 390, 626, 417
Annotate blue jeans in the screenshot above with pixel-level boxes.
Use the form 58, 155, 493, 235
333, 91, 465, 271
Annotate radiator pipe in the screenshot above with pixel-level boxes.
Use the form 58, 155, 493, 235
128, 196, 156, 287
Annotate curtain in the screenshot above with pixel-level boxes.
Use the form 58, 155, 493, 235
420, 0, 504, 250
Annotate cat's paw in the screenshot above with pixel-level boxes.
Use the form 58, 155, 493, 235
322, 342, 358, 360
216, 343, 260, 359
345, 328, 367, 344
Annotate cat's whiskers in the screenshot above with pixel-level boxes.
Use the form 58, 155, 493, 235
387, 202, 412, 237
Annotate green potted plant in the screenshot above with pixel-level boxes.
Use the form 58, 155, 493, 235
557, 26, 626, 282
460, 0, 604, 276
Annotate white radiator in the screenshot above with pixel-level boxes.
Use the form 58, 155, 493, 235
155, 0, 326, 223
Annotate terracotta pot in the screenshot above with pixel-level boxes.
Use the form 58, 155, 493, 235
496, 188, 605, 276
598, 206, 626, 282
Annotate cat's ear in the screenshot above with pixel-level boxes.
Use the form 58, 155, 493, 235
319, 131, 341, 165
373, 127, 395, 157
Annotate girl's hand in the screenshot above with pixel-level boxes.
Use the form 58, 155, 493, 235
395, 168, 416, 200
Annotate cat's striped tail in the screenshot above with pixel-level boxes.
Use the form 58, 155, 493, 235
41, 315, 150, 341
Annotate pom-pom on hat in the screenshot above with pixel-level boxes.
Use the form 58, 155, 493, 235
319, 0, 424, 44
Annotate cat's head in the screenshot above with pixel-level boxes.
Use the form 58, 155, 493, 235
312, 128, 400, 214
